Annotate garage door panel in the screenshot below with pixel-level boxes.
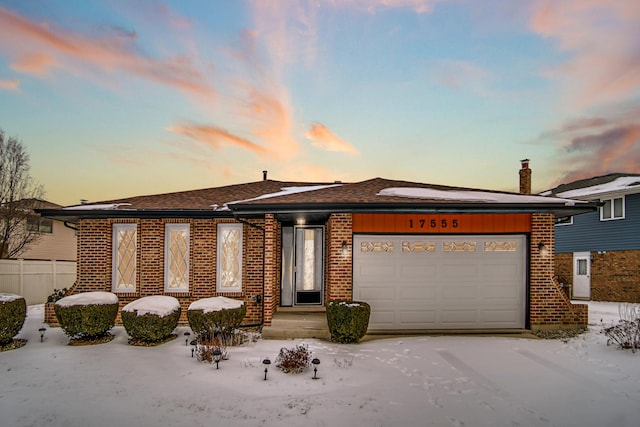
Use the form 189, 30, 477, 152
354, 234, 526, 330
397, 286, 438, 300
357, 287, 395, 300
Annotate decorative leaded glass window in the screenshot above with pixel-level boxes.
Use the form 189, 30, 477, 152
112, 223, 137, 292
165, 223, 189, 292
217, 223, 243, 293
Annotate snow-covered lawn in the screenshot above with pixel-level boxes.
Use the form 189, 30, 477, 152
1, 302, 639, 427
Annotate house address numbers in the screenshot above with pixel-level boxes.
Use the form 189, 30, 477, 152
408, 218, 459, 230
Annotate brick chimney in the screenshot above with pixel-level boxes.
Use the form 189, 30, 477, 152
519, 159, 531, 194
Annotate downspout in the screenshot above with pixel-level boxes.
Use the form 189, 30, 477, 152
63, 221, 78, 231
234, 217, 266, 327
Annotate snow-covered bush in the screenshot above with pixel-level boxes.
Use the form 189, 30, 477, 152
602, 303, 640, 352
0, 293, 26, 346
55, 292, 118, 341
187, 297, 246, 343
326, 300, 370, 344
122, 296, 181, 344
275, 344, 312, 373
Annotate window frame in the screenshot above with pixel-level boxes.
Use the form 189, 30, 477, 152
112, 223, 137, 293
600, 196, 625, 221
164, 223, 190, 293
216, 223, 243, 293
27, 217, 53, 234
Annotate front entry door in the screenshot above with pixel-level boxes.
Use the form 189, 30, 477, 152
572, 252, 591, 300
281, 226, 324, 306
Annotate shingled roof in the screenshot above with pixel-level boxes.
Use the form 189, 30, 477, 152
542, 173, 640, 198
37, 177, 599, 222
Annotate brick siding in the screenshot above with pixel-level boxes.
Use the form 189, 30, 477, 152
556, 250, 640, 303
529, 214, 588, 330
74, 218, 265, 325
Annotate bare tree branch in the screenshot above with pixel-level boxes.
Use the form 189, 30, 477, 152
0, 129, 46, 258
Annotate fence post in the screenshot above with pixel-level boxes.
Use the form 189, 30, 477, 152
18, 259, 24, 297
52, 260, 57, 290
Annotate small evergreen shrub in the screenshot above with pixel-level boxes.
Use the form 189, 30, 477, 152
55, 292, 118, 340
326, 300, 370, 344
187, 297, 246, 344
47, 288, 68, 303
122, 296, 181, 344
0, 294, 27, 346
275, 344, 312, 373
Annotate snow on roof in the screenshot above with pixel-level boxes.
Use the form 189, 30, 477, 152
64, 203, 133, 210
378, 187, 581, 205
122, 296, 180, 317
188, 296, 244, 313
0, 293, 23, 303
55, 291, 119, 307
219, 184, 343, 209
551, 176, 640, 199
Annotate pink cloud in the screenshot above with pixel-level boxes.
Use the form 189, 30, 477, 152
0, 78, 19, 91
305, 123, 359, 155
529, 1, 640, 110
10, 52, 56, 76
559, 125, 640, 182
166, 123, 269, 155
0, 6, 215, 98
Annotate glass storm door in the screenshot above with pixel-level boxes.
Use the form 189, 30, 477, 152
572, 252, 591, 300
280, 226, 324, 306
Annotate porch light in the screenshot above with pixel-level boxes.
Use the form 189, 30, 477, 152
341, 241, 348, 255
38, 327, 46, 343
311, 358, 320, 380
184, 331, 191, 346
263, 357, 271, 380
538, 242, 549, 257
213, 349, 222, 369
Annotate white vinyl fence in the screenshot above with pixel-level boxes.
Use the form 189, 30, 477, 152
0, 259, 76, 305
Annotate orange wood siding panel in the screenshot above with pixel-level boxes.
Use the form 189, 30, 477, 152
352, 213, 532, 234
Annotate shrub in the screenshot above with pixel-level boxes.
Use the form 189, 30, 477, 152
55, 292, 118, 340
0, 294, 27, 346
275, 344, 312, 373
187, 297, 246, 344
122, 296, 181, 344
326, 300, 370, 344
47, 288, 68, 303
602, 303, 640, 352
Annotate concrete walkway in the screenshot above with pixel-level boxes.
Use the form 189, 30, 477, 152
261, 309, 330, 340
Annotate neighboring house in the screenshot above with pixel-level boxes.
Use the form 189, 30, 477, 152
39, 166, 597, 332
19, 200, 77, 261
542, 173, 640, 302
0, 199, 77, 305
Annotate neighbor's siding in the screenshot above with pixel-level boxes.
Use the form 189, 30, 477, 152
19, 219, 77, 261
555, 193, 640, 253
555, 250, 640, 303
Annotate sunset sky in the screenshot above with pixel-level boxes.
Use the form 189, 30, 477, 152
1, 0, 639, 206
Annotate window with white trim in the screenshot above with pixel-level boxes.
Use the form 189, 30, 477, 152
165, 223, 190, 292
600, 197, 625, 221
112, 223, 137, 292
555, 216, 573, 226
216, 223, 243, 293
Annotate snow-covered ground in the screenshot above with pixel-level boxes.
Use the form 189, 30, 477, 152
1, 302, 639, 427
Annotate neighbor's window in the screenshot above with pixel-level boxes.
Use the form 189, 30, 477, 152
216, 223, 243, 293
165, 223, 190, 292
27, 217, 53, 233
600, 197, 625, 221
112, 223, 137, 292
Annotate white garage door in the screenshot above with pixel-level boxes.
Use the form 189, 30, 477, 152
353, 234, 526, 330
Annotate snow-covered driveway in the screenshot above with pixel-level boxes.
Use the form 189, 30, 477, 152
1, 303, 638, 427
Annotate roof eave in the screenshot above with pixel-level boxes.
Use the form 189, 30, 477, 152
36, 208, 235, 223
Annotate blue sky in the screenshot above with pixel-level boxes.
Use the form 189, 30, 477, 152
0, 0, 638, 205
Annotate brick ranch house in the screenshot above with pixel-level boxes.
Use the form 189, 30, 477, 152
39, 167, 598, 332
